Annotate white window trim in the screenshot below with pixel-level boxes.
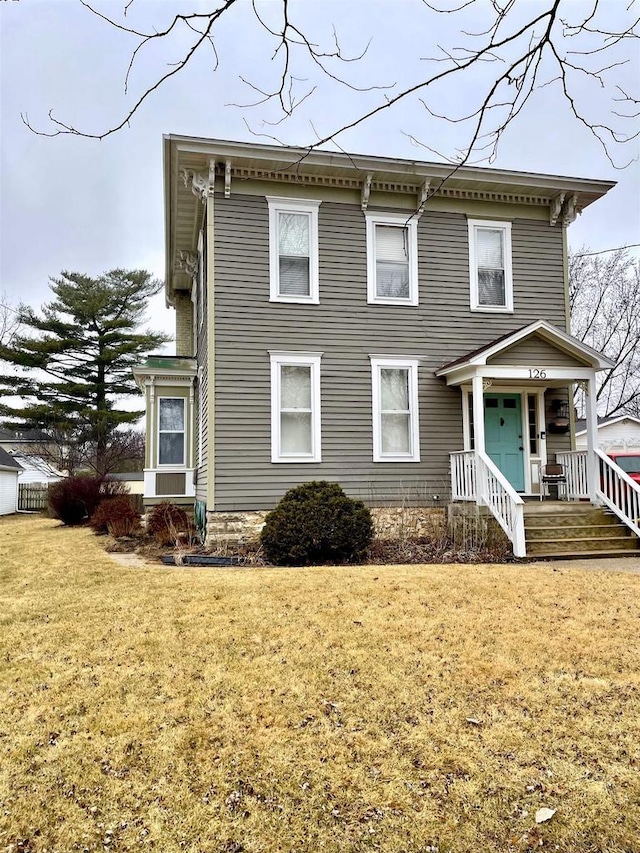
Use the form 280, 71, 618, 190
365, 212, 419, 306
370, 357, 420, 462
157, 396, 187, 468
270, 351, 323, 463
267, 197, 321, 304
468, 219, 513, 313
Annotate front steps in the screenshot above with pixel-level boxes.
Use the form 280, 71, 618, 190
523, 501, 640, 560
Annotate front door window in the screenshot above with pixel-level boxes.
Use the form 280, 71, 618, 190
484, 393, 525, 491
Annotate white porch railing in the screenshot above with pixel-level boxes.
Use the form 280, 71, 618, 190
450, 450, 476, 500
556, 450, 589, 499
450, 450, 526, 558
596, 449, 640, 538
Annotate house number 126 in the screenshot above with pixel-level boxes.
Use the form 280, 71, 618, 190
528, 368, 547, 379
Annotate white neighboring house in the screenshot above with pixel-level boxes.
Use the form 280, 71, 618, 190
0, 428, 64, 485
0, 447, 21, 515
10, 452, 64, 485
575, 415, 640, 453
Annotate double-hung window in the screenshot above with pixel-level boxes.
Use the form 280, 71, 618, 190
158, 397, 186, 466
468, 219, 513, 312
270, 352, 322, 463
267, 197, 320, 303
371, 357, 420, 462
366, 212, 418, 305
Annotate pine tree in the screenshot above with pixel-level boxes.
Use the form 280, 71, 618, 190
0, 269, 171, 474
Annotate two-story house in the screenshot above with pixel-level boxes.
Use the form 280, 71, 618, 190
134, 136, 640, 558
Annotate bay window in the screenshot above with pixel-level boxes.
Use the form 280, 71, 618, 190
158, 397, 186, 466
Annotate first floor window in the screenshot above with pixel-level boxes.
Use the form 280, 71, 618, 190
158, 397, 186, 465
468, 219, 513, 312
371, 357, 420, 462
270, 352, 322, 462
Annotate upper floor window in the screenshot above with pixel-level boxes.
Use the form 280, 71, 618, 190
267, 197, 320, 304
370, 357, 420, 462
270, 351, 322, 463
366, 212, 418, 306
158, 397, 186, 466
468, 219, 513, 312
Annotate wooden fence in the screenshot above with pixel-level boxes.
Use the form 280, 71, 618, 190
17, 483, 144, 514
18, 483, 49, 511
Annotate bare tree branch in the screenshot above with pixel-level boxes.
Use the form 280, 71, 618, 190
20, 0, 639, 172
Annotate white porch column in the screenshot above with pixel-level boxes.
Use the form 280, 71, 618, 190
585, 375, 599, 502
472, 374, 485, 505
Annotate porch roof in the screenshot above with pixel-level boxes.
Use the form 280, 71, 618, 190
436, 320, 614, 385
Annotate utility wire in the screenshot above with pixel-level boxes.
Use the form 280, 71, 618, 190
571, 243, 640, 257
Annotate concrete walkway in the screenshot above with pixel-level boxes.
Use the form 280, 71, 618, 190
107, 549, 640, 575
526, 555, 640, 574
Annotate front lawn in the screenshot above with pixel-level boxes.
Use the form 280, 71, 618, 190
1, 515, 638, 852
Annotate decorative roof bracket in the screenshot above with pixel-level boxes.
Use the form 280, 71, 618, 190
181, 166, 214, 204
549, 192, 565, 226
417, 179, 431, 218
361, 173, 373, 211
175, 250, 198, 278
562, 192, 579, 226
224, 159, 232, 198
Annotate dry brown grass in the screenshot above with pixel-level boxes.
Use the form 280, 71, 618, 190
1, 515, 639, 853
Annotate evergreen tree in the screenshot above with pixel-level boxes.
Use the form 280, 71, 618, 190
0, 269, 171, 474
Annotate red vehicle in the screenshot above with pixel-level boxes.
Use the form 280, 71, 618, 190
608, 452, 640, 484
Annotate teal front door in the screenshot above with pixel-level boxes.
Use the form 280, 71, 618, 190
484, 394, 525, 491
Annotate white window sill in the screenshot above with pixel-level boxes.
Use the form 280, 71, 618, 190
269, 295, 320, 305
368, 297, 418, 307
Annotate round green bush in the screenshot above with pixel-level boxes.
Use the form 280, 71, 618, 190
260, 481, 373, 566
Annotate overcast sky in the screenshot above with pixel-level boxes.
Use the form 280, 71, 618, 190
1, 0, 638, 342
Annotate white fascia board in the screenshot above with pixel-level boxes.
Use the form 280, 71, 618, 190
166, 135, 616, 198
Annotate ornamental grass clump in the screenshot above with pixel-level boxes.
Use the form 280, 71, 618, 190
260, 481, 373, 566
147, 501, 193, 546
89, 496, 141, 538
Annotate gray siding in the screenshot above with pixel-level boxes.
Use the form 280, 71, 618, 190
214, 194, 567, 511
490, 334, 587, 367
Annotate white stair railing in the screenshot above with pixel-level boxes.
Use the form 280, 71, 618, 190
476, 451, 526, 558
556, 450, 589, 499
597, 449, 640, 538
450, 450, 476, 501
450, 450, 526, 557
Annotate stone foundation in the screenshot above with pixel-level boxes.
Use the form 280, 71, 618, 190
206, 511, 268, 546
447, 502, 509, 550
205, 506, 447, 547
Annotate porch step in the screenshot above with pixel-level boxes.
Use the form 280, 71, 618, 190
522, 503, 640, 559
526, 524, 628, 541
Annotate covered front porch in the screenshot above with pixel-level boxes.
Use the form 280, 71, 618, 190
437, 321, 640, 557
